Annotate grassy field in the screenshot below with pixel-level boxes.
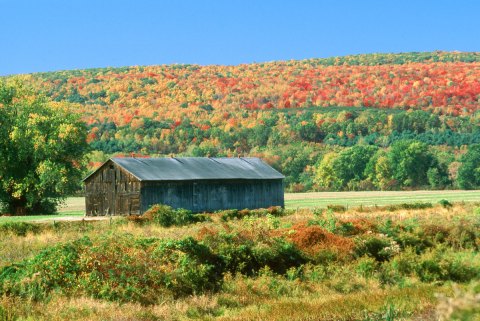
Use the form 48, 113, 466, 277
0, 198, 85, 223
285, 190, 480, 209
0, 203, 479, 320
0, 191, 479, 223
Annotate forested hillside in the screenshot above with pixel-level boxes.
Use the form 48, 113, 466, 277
14, 51, 480, 191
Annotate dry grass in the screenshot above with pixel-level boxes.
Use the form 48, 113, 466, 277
1, 203, 479, 321
0, 281, 450, 321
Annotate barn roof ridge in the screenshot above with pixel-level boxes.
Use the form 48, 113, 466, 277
84, 156, 284, 182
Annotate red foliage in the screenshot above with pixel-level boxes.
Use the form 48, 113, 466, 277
282, 223, 354, 256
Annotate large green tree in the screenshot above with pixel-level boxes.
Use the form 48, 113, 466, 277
332, 145, 378, 189
457, 144, 480, 189
0, 81, 88, 215
387, 140, 447, 188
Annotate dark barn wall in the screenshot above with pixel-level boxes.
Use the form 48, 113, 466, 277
141, 179, 284, 213
85, 161, 141, 216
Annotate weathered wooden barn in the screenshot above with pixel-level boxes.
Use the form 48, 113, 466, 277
83, 157, 284, 216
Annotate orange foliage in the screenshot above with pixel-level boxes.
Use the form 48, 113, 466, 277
281, 223, 354, 256
25, 52, 480, 128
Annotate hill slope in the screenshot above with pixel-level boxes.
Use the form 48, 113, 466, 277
24, 51, 480, 127
7, 51, 480, 191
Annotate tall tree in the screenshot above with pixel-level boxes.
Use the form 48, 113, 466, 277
0, 81, 88, 215
334, 146, 378, 186
387, 140, 436, 187
457, 144, 480, 189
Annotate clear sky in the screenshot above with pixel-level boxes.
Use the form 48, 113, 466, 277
1, 0, 479, 75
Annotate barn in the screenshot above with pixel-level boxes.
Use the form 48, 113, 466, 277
83, 157, 284, 216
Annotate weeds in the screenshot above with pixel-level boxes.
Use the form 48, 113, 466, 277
0, 203, 479, 320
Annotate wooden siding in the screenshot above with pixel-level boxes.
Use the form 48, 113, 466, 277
141, 179, 284, 213
85, 161, 141, 216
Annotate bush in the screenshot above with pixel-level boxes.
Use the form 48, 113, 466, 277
386, 248, 480, 283
142, 204, 208, 227
0, 235, 224, 304
252, 239, 306, 275
200, 230, 306, 276
438, 199, 453, 208
219, 207, 287, 222
355, 256, 377, 278
0, 222, 41, 236
203, 232, 260, 275
354, 234, 400, 262
386, 202, 433, 211
219, 209, 242, 222
326, 204, 347, 213
0, 236, 91, 300
152, 237, 224, 296
447, 222, 479, 250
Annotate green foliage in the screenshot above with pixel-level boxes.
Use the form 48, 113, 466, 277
326, 204, 347, 213
387, 248, 480, 283
0, 81, 88, 215
0, 222, 40, 236
218, 207, 287, 222
142, 204, 207, 227
152, 237, 224, 296
0, 235, 223, 304
252, 238, 307, 275
355, 234, 400, 262
387, 140, 437, 187
309, 209, 339, 233
355, 256, 377, 279
386, 202, 433, 211
438, 199, 453, 208
457, 144, 480, 189
1, 203, 480, 318
0, 236, 91, 300
332, 145, 378, 190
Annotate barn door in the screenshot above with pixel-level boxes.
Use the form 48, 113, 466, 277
192, 182, 199, 212
106, 165, 116, 215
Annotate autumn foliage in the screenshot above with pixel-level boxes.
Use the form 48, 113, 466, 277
24, 51, 480, 129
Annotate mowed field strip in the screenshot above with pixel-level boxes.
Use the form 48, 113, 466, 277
285, 190, 480, 208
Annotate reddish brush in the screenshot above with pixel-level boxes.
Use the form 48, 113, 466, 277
283, 223, 354, 256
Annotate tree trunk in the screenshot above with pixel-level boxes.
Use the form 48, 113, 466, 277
8, 198, 28, 216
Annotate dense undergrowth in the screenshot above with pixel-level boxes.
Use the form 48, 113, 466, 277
0, 203, 479, 320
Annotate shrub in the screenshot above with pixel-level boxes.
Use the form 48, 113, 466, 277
0, 222, 41, 236
286, 223, 354, 259
438, 199, 453, 208
204, 233, 260, 275
219, 209, 241, 222
252, 239, 306, 275
219, 207, 286, 222
0, 236, 91, 300
152, 237, 224, 296
0, 235, 225, 304
447, 222, 479, 250
201, 230, 306, 276
142, 204, 207, 227
266, 206, 285, 216
395, 232, 431, 253
420, 223, 451, 245
386, 202, 433, 211
144, 204, 176, 226
355, 256, 377, 278
354, 234, 400, 262
388, 248, 480, 283
326, 204, 347, 213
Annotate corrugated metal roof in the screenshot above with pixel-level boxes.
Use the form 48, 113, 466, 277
88, 157, 284, 181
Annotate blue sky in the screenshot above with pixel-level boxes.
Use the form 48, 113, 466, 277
1, 0, 479, 75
